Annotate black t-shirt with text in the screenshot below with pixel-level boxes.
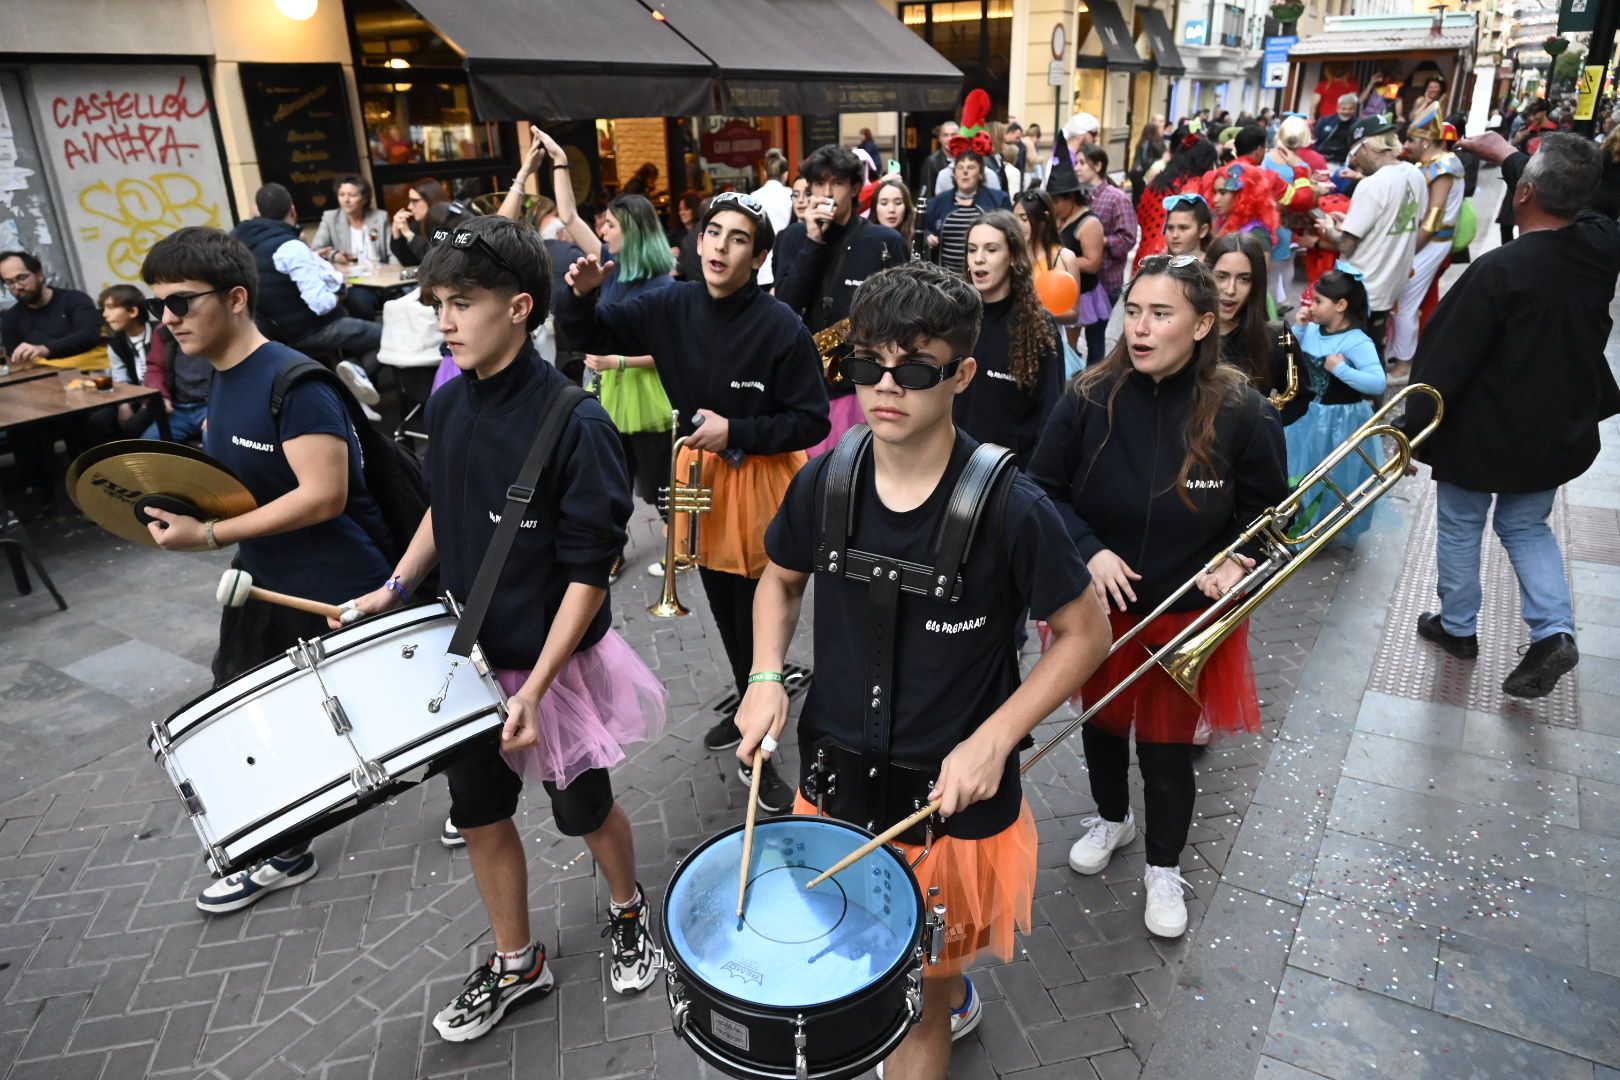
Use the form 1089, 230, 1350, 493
765, 430, 1091, 838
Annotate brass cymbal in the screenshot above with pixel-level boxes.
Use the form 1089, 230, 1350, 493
67, 440, 257, 547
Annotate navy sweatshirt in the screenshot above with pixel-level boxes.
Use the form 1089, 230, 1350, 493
772, 217, 908, 333
0, 287, 100, 357
425, 343, 632, 669
554, 279, 830, 454
1026, 362, 1288, 614
952, 296, 1066, 469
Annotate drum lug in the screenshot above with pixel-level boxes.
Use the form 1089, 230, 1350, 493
905, 970, 923, 1021
287, 638, 326, 669
664, 960, 688, 1033
324, 696, 353, 736
149, 720, 172, 762
350, 760, 388, 792
793, 1014, 808, 1080
926, 889, 948, 966
178, 780, 206, 818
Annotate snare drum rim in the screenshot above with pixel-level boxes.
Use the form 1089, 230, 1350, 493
659, 815, 925, 1015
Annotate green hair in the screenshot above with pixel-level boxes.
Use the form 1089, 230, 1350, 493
608, 194, 674, 284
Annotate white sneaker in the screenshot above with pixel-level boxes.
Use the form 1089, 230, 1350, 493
440, 817, 465, 848
1143, 864, 1192, 938
1067, 813, 1135, 875
361, 403, 382, 423
336, 359, 381, 406
646, 560, 665, 578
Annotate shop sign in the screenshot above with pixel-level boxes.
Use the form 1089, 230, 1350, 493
701, 120, 767, 168
1263, 35, 1297, 89
1183, 19, 1208, 45
1558, 0, 1596, 34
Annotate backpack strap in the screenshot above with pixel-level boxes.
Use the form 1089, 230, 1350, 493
814, 425, 873, 575
447, 384, 591, 659
930, 442, 1017, 599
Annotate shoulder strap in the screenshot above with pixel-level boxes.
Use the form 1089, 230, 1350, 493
930, 442, 1017, 598
269, 356, 339, 423
447, 384, 591, 659
815, 425, 873, 573
819, 216, 874, 329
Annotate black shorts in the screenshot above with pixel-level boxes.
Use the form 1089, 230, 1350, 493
213, 590, 331, 685
443, 737, 615, 837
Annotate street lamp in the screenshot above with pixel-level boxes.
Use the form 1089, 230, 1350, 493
274, 0, 318, 20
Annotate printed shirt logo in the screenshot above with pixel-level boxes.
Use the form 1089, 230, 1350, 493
730, 380, 765, 392
1184, 477, 1225, 490
1388, 186, 1421, 236
231, 434, 274, 453
926, 615, 987, 634
488, 510, 539, 529
984, 370, 1015, 383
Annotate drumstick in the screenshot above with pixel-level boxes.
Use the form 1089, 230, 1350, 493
804, 798, 941, 890
737, 746, 765, 918
216, 568, 353, 622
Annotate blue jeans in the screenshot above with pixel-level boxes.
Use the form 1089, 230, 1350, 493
142, 401, 207, 442
1434, 482, 1573, 642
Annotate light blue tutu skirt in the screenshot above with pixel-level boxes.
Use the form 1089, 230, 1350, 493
1284, 399, 1380, 542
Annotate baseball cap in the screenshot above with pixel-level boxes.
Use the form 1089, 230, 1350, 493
1349, 115, 1396, 143
1063, 112, 1101, 140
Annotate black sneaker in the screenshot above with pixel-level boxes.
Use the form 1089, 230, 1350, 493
703, 713, 741, 751
433, 945, 555, 1042
608, 554, 624, 585
1417, 612, 1479, 660
195, 849, 317, 914
738, 759, 793, 814
602, 886, 659, 994
1502, 633, 1579, 699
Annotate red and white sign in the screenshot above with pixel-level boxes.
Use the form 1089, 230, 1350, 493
702, 120, 767, 168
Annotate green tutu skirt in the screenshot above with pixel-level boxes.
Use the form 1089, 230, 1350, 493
597, 367, 674, 435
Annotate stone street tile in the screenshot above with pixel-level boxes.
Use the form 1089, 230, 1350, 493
1222, 801, 1323, 906
1434, 932, 1620, 1067
1588, 895, 1620, 978
1027, 1014, 1124, 1063
1341, 731, 1580, 829
1580, 777, 1620, 840
1253, 1057, 1330, 1079
1354, 691, 1467, 750
1459, 714, 1620, 787
1265, 968, 1592, 1079
59, 639, 211, 706
1285, 893, 1439, 1007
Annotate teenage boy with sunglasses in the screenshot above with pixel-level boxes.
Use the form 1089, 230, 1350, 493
139, 226, 392, 914
736, 262, 1111, 1080
556, 191, 829, 814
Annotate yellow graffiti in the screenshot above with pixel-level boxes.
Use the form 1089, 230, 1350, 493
77, 173, 222, 281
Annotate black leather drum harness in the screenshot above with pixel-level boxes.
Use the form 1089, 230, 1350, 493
804, 426, 1016, 845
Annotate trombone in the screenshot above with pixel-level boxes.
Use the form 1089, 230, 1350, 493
649, 410, 712, 618
1023, 383, 1443, 774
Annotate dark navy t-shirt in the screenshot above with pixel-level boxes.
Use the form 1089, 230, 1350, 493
204, 341, 391, 604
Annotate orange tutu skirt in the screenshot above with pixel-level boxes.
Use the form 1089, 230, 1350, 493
792, 791, 1036, 979
676, 446, 805, 579
1061, 608, 1260, 745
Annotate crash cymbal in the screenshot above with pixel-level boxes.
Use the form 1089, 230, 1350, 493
68, 440, 256, 547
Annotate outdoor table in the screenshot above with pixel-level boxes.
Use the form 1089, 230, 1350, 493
0, 371, 171, 440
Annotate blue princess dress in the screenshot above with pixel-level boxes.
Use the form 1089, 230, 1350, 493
1284, 322, 1387, 541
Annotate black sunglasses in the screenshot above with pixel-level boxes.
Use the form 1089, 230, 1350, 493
430, 226, 524, 282
144, 289, 219, 321
841, 353, 963, 390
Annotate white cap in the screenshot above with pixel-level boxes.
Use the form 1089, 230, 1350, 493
1063, 112, 1101, 140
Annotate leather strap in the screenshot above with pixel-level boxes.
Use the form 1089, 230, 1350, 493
448, 384, 591, 659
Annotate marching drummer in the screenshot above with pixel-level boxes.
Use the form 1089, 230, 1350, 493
555, 192, 829, 815
736, 262, 1111, 1079
139, 225, 393, 915
339, 216, 668, 1040
1026, 254, 1287, 939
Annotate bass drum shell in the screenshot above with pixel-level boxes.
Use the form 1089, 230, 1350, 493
660, 816, 924, 1080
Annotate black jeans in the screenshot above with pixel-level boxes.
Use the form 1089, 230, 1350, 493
698, 567, 759, 702
1367, 309, 1391, 364
1081, 723, 1197, 868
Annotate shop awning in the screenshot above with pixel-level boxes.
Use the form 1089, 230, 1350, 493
406, 0, 962, 120
405, 0, 718, 120
1086, 0, 1149, 72
1287, 17, 1475, 58
1138, 8, 1184, 76
658, 0, 963, 114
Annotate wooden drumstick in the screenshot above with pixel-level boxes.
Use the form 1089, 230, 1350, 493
216, 568, 352, 623
804, 798, 942, 890
737, 746, 765, 918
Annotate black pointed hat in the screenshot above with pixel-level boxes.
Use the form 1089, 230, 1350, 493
1046, 134, 1084, 196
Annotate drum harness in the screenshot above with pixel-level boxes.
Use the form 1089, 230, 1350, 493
806, 426, 1017, 856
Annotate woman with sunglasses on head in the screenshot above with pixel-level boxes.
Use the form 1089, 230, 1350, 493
955, 211, 1064, 468
1104, 193, 1212, 357
1136, 133, 1220, 267
1286, 266, 1385, 542
1028, 254, 1287, 940
1206, 232, 1309, 426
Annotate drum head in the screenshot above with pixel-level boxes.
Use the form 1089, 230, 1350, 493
665, 817, 921, 1009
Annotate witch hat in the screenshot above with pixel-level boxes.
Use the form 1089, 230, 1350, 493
1046, 131, 1084, 196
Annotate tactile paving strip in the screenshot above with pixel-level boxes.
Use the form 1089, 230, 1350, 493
1367, 489, 1580, 725
1567, 504, 1620, 566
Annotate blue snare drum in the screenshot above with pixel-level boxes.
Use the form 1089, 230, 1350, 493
661, 816, 938, 1080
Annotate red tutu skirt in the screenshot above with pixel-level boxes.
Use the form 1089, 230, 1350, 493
1043, 608, 1260, 744
793, 793, 1036, 978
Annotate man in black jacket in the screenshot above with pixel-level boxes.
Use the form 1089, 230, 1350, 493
1401, 132, 1620, 699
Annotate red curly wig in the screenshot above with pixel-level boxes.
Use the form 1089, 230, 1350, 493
1212, 161, 1281, 246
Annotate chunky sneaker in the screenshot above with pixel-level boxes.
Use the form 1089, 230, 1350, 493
195, 849, 317, 914
433, 945, 554, 1042
1143, 864, 1192, 938
440, 817, 465, 849
336, 360, 381, 406
738, 759, 793, 814
703, 713, 741, 751
1503, 633, 1579, 699
1417, 612, 1478, 660
877, 975, 982, 1076
603, 887, 659, 994
1068, 813, 1135, 875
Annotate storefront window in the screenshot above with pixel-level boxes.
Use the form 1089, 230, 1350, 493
350, 0, 462, 69
359, 81, 500, 167
900, 0, 1012, 116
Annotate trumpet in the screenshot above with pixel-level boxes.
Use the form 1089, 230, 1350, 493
1023, 383, 1443, 774
649, 410, 712, 619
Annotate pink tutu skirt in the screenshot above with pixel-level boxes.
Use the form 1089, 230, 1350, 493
807, 393, 865, 458
495, 629, 667, 787
1079, 284, 1113, 326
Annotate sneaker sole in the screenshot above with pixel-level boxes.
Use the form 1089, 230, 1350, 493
337, 363, 381, 406
952, 1002, 983, 1041
440, 835, 466, 849
610, 953, 661, 995
707, 733, 742, 752
1068, 820, 1135, 875
195, 858, 318, 914
1144, 910, 1188, 938
434, 964, 556, 1042
1503, 646, 1579, 699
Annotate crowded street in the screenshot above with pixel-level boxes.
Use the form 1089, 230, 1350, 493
2, 1, 1619, 1078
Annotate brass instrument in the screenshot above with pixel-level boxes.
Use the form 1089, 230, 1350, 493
1269, 323, 1301, 411
814, 317, 851, 380
1021, 383, 1443, 774
649, 410, 712, 618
